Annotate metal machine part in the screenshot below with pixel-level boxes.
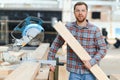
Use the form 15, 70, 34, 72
8, 16, 44, 51
0, 17, 61, 66
1, 51, 20, 64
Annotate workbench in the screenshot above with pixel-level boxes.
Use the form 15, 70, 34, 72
0, 43, 54, 80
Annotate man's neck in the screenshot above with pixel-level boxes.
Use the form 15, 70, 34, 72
77, 20, 87, 27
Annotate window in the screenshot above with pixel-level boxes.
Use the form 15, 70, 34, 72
92, 11, 101, 19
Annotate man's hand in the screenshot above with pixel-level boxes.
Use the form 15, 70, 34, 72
49, 65, 55, 72
83, 60, 92, 69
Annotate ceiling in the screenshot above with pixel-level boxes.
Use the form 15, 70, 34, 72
0, 0, 119, 10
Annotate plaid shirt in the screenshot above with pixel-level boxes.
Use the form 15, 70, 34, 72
48, 21, 107, 74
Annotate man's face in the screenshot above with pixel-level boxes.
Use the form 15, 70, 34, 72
74, 5, 88, 22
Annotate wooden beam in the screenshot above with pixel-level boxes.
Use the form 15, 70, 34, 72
33, 43, 51, 80
35, 67, 50, 80
4, 62, 40, 80
0, 68, 13, 75
53, 21, 109, 80
58, 65, 69, 80
0, 75, 8, 80
0, 46, 25, 58
0, 43, 50, 80
48, 71, 54, 80
0, 46, 8, 52
8, 51, 25, 58
31, 43, 50, 60
0, 47, 26, 80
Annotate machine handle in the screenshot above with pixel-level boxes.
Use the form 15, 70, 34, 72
14, 16, 43, 32
25, 16, 43, 25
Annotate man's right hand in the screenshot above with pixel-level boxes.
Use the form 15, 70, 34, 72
49, 65, 55, 72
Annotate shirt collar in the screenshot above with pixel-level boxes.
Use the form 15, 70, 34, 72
74, 20, 89, 29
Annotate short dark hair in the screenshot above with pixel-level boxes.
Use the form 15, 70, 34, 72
74, 2, 88, 11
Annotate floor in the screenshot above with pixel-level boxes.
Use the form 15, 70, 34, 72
100, 45, 120, 76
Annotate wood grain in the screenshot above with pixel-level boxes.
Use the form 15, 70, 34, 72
4, 62, 40, 80
31, 43, 50, 60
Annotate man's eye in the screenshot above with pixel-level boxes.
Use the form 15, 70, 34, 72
75, 10, 86, 12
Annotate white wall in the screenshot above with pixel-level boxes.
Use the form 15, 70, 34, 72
92, 22, 120, 38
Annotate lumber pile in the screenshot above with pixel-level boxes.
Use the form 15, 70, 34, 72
5, 62, 40, 80
0, 43, 52, 80
0, 46, 26, 80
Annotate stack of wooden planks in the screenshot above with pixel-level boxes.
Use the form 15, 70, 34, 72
5, 62, 40, 80
0, 43, 52, 80
0, 46, 26, 80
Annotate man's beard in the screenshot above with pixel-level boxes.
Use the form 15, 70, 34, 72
76, 16, 86, 23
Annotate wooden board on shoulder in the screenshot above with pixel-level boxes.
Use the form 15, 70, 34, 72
53, 21, 109, 80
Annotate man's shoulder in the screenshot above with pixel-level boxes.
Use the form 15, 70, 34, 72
88, 22, 99, 30
65, 22, 76, 28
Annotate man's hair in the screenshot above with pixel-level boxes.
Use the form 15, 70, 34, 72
74, 2, 88, 11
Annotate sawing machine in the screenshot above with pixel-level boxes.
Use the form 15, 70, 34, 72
8, 16, 44, 51
1, 16, 57, 65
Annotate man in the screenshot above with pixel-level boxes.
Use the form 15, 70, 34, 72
48, 2, 107, 80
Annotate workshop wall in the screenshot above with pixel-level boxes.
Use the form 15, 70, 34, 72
0, 10, 62, 45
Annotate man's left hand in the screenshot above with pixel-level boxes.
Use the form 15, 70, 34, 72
83, 60, 92, 69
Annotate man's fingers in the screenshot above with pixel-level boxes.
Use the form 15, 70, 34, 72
82, 60, 92, 69
82, 60, 87, 64
49, 65, 55, 72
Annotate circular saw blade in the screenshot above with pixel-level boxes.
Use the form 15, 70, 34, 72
28, 32, 44, 46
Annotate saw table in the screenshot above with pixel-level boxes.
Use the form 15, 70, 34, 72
0, 43, 55, 80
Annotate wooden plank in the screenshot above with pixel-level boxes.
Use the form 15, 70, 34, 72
48, 71, 54, 80
31, 43, 50, 60
53, 21, 109, 80
0, 75, 8, 80
0, 46, 8, 52
58, 65, 69, 80
0, 47, 25, 62
33, 43, 50, 80
0, 46, 25, 58
35, 68, 50, 80
1, 51, 25, 64
4, 62, 40, 80
8, 51, 25, 57
110, 74, 120, 80
0, 69, 13, 75
0, 50, 25, 77
0, 43, 50, 80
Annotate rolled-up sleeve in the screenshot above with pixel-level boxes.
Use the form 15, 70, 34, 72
47, 35, 65, 60
90, 28, 107, 66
